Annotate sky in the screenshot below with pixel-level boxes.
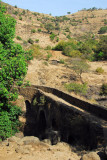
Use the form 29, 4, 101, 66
2, 0, 107, 16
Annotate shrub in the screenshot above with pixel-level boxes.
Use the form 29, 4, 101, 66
46, 52, 52, 61
35, 39, 39, 43
13, 11, 18, 15
14, 5, 17, 8
23, 40, 28, 45
31, 29, 36, 33
65, 27, 70, 32
95, 67, 104, 74
16, 36, 22, 40
100, 83, 107, 96
38, 28, 41, 32
53, 40, 66, 51
21, 10, 26, 15
71, 59, 90, 83
59, 59, 65, 64
56, 37, 59, 42
98, 26, 107, 34
50, 33, 56, 41
28, 38, 34, 44
45, 45, 51, 50
19, 16, 22, 20
66, 34, 71, 39
29, 44, 42, 58
65, 82, 88, 95
45, 23, 54, 33
94, 35, 107, 60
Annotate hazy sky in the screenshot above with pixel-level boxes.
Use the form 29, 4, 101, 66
2, 0, 107, 16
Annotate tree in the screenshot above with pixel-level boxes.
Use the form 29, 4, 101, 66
71, 59, 90, 83
0, 1, 32, 140
45, 23, 54, 33
94, 35, 107, 60
67, 12, 71, 14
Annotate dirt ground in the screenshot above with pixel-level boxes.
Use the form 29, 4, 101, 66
0, 137, 81, 160
24, 51, 107, 104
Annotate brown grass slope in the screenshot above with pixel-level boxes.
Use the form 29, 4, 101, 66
2, 2, 107, 48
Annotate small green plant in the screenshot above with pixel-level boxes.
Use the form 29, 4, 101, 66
28, 38, 34, 44
19, 16, 22, 20
98, 26, 107, 34
95, 67, 104, 74
23, 40, 28, 45
65, 82, 88, 95
50, 33, 56, 41
59, 59, 65, 64
24, 80, 31, 87
13, 11, 18, 15
16, 36, 22, 40
31, 29, 36, 33
100, 83, 107, 96
43, 61, 48, 66
66, 34, 71, 39
46, 52, 52, 61
33, 98, 38, 106
21, 10, 26, 15
56, 37, 59, 42
14, 5, 17, 8
45, 45, 51, 50
29, 44, 42, 58
35, 39, 39, 43
39, 96, 46, 105
65, 27, 70, 32
38, 28, 41, 32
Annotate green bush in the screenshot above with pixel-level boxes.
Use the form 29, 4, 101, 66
59, 59, 65, 64
19, 16, 22, 20
45, 23, 54, 33
16, 36, 22, 40
35, 39, 39, 43
53, 40, 66, 51
94, 35, 107, 60
14, 5, 17, 8
95, 67, 104, 74
65, 83, 88, 95
38, 28, 41, 32
50, 33, 56, 41
46, 52, 52, 61
100, 83, 107, 96
28, 38, 34, 44
13, 11, 18, 15
31, 29, 36, 33
98, 26, 107, 34
45, 45, 51, 50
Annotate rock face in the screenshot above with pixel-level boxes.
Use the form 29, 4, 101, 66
81, 152, 101, 160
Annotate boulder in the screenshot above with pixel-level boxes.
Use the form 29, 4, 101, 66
21, 136, 40, 145
81, 152, 101, 160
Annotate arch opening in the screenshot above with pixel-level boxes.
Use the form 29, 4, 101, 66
38, 110, 47, 139
25, 100, 31, 114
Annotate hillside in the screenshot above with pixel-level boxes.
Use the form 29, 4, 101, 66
3, 2, 107, 48
1, 1, 106, 106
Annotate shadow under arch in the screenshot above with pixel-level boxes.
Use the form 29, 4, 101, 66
25, 100, 31, 114
38, 110, 47, 139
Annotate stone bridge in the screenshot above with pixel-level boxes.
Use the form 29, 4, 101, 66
18, 85, 107, 150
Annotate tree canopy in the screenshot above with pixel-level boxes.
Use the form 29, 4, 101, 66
0, 1, 32, 140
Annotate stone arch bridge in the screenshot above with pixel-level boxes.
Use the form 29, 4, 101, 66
18, 85, 107, 150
